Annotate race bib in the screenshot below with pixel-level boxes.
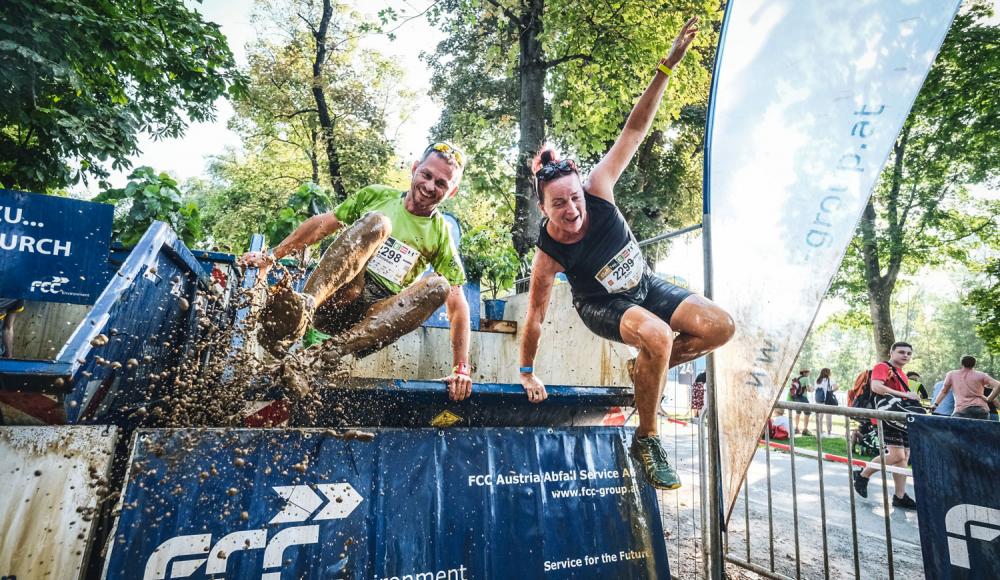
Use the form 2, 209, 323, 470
367, 236, 421, 285
595, 240, 644, 293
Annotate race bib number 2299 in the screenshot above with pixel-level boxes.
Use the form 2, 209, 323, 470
595, 240, 644, 293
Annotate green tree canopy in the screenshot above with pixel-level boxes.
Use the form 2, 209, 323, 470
830, 2, 1000, 357
94, 167, 203, 248
966, 257, 1000, 357
425, 0, 717, 259
0, 0, 245, 191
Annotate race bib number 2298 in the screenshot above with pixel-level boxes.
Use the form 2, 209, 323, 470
366, 236, 420, 285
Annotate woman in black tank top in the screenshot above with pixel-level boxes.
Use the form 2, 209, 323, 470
516, 17, 734, 490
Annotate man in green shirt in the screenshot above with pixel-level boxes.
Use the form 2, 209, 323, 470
242, 142, 473, 400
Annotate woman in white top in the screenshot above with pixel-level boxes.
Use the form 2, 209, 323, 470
814, 367, 839, 436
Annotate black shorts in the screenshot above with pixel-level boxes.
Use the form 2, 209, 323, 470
313, 272, 394, 335
790, 394, 811, 414
573, 276, 692, 343
881, 423, 909, 448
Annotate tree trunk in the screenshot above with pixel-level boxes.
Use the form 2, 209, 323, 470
311, 0, 347, 200
309, 127, 320, 184
512, 0, 545, 260
860, 199, 896, 359
868, 282, 896, 360
860, 126, 912, 359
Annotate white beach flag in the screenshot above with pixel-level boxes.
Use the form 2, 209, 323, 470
704, 0, 962, 517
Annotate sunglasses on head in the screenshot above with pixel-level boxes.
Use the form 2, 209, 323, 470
535, 159, 578, 182
425, 142, 465, 168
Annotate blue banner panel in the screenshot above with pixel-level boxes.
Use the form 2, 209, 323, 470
104, 428, 670, 579
910, 415, 1000, 579
0, 189, 113, 304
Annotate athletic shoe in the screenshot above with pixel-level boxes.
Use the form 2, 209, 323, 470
801, 430, 812, 436
892, 493, 918, 510
629, 435, 682, 490
852, 469, 869, 498
258, 285, 315, 357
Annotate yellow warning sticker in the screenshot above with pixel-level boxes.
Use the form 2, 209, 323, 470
430, 410, 463, 428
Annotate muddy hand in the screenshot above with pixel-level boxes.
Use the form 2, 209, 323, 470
241, 251, 274, 270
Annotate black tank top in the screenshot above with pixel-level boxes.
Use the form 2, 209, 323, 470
537, 192, 649, 301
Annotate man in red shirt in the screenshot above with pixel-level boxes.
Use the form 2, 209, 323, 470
852, 342, 920, 509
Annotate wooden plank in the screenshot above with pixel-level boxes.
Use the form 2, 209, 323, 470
479, 319, 517, 334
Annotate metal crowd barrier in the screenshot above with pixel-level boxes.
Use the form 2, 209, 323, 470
725, 401, 914, 579
654, 391, 926, 579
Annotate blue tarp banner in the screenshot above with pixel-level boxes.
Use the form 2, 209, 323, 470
0, 189, 113, 304
104, 427, 670, 579
910, 415, 1000, 579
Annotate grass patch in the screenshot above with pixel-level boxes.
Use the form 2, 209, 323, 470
765, 434, 877, 462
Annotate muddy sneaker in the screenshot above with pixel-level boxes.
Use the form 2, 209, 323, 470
892, 493, 917, 510
629, 435, 682, 490
852, 469, 869, 498
258, 285, 315, 357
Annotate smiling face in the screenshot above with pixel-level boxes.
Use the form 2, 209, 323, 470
405, 153, 462, 216
539, 173, 587, 240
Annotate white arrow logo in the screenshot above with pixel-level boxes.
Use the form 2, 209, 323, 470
143, 482, 365, 580
269, 483, 363, 524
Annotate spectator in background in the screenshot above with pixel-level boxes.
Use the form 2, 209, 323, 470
931, 356, 1000, 420
906, 371, 929, 400
930, 379, 954, 417
789, 369, 812, 436
769, 408, 790, 440
0, 299, 25, 359
986, 386, 999, 421
814, 367, 839, 436
853, 342, 920, 510
690, 371, 706, 422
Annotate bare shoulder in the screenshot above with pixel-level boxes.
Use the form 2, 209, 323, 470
582, 176, 616, 205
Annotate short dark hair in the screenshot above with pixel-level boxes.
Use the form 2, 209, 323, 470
890, 341, 912, 352
961, 355, 977, 369
906, 371, 920, 378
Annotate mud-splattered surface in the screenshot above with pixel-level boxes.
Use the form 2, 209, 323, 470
0, 426, 117, 579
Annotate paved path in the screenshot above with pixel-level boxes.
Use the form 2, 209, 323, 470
654, 420, 923, 579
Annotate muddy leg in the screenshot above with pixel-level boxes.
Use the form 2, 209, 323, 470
303, 212, 391, 305
259, 213, 389, 356
666, 295, 735, 368
321, 275, 449, 361
619, 306, 674, 437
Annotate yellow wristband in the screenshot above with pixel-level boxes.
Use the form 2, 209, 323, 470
657, 62, 672, 76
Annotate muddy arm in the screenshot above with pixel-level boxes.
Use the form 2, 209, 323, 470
272, 213, 343, 260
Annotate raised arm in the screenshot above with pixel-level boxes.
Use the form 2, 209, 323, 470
519, 250, 563, 403
586, 17, 699, 203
